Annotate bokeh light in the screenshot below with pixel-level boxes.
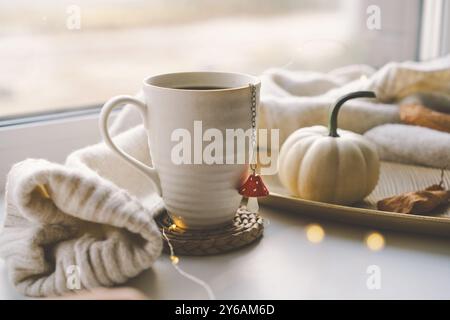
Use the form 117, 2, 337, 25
365, 232, 385, 251
305, 224, 325, 244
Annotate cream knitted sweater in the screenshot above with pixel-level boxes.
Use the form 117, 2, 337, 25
0, 126, 164, 297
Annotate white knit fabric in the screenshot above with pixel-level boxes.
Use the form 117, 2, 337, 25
259, 56, 450, 168
0, 127, 163, 297
1, 57, 450, 297
364, 124, 450, 168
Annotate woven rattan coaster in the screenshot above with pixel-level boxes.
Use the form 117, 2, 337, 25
155, 208, 264, 256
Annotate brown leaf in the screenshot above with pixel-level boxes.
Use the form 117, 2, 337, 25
377, 184, 450, 215
400, 104, 450, 133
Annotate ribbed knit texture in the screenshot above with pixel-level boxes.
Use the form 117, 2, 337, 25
0, 126, 164, 297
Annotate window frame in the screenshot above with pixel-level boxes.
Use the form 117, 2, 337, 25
419, 0, 450, 60
0, 109, 104, 188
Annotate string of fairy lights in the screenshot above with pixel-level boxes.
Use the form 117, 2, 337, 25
162, 224, 216, 300
161, 217, 385, 299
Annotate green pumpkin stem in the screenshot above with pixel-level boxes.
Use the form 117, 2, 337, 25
328, 91, 376, 137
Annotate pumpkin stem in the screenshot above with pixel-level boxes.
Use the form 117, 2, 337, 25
328, 91, 376, 137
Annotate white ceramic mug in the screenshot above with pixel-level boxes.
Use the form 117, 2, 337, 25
100, 72, 260, 229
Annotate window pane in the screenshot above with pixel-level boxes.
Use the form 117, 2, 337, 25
0, 0, 419, 118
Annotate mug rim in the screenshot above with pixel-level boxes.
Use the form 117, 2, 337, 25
143, 71, 260, 92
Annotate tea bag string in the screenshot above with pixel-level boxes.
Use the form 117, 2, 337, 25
249, 83, 257, 173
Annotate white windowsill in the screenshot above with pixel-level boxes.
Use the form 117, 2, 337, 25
1, 191, 449, 299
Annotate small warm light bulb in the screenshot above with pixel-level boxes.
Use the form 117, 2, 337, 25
36, 184, 51, 199
168, 224, 177, 231
170, 255, 179, 265
365, 232, 385, 251
306, 224, 325, 244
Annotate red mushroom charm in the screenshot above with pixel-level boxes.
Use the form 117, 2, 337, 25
238, 168, 269, 213
239, 173, 269, 197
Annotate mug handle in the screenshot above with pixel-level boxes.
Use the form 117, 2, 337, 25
99, 95, 162, 196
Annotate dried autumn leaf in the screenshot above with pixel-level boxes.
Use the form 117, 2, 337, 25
377, 184, 450, 215
400, 104, 450, 133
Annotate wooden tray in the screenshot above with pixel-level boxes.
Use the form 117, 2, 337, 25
260, 162, 450, 237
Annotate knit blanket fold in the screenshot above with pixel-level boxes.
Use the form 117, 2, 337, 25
0, 130, 164, 297
259, 56, 450, 168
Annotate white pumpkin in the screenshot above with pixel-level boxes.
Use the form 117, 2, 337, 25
278, 91, 380, 205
